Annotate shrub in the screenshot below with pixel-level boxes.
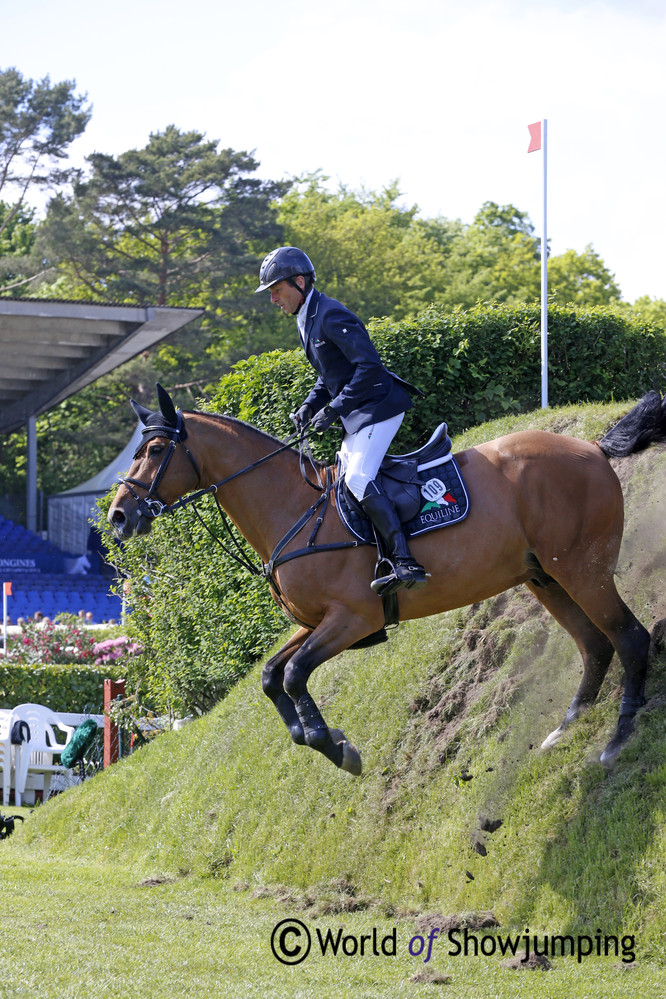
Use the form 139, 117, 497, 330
5, 614, 97, 666
96, 495, 285, 718
0, 661, 121, 713
210, 303, 666, 458
93, 636, 142, 666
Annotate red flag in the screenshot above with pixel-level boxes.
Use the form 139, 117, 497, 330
3, 582, 11, 596
527, 121, 542, 153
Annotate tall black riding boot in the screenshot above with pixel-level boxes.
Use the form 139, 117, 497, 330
359, 489, 428, 596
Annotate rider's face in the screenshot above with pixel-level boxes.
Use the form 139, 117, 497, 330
270, 278, 305, 315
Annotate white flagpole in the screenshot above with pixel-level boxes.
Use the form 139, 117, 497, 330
540, 118, 548, 408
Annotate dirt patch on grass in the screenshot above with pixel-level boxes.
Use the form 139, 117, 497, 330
381, 588, 550, 811
414, 910, 499, 936
235, 875, 378, 917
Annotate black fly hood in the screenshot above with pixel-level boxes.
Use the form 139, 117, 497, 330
120, 383, 200, 521
131, 382, 189, 456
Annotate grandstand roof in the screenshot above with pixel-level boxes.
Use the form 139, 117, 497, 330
54, 422, 144, 496
0, 297, 203, 435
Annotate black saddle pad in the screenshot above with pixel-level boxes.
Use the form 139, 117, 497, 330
336, 452, 470, 544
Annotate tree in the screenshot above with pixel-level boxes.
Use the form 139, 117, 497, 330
0, 198, 36, 292
437, 201, 541, 308
42, 125, 286, 307
547, 245, 621, 306
628, 296, 666, 329
39, 126, 289, 394
276, 174, 457, 321
0, 66, 90, 290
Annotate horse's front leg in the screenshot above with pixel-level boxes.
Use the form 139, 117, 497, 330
282, 611, 369, 776
262, 627, 311, 746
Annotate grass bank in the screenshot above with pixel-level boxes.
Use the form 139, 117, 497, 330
2, 400, 666, 996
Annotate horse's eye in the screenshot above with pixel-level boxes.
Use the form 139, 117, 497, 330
149, 444, 164, 457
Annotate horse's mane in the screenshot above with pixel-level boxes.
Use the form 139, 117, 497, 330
182, 410, 302, 454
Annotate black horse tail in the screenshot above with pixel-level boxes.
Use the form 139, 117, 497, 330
599, 390, 666, 458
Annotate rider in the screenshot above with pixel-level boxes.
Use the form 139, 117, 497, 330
255, 245, 428, 595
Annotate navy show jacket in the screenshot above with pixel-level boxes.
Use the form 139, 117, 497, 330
301, 290, 418, 435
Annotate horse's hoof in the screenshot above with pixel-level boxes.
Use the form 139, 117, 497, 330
329, 728, 363, 776
600, 714, 636, 771
541, 724, 566, 750
600, 740, 622, 771
340, 741, 363, 776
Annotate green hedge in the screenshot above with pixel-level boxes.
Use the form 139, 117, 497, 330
0, 662, 119, 713
211, 303, 666, 457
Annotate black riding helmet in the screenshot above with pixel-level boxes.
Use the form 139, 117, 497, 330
254, 246, 316, 294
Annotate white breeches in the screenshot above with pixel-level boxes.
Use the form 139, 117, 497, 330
338, 413, 404, 501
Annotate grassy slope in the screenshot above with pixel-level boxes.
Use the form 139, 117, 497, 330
10, 401, 666, 964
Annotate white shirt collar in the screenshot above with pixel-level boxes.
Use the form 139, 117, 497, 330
296, 288, 314, 342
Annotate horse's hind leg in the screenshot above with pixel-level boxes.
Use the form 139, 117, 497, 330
262, 627, 311, 745
526, 581, 615, 749
563, 573, 649, 768
532, 570, 650, 767
595, 596, 650, 769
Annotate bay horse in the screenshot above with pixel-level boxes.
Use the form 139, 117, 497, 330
108, 386, 666, 777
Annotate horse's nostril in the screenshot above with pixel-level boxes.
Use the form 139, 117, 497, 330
111, 508, 126, 524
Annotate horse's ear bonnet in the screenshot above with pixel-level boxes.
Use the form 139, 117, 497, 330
131, 383, 187, 457
130, 399, 154, 426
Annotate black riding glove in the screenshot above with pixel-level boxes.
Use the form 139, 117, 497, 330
290, 404, 313, 432
310, 405, 337, 432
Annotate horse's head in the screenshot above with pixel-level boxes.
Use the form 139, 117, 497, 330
108, 384, 201, 539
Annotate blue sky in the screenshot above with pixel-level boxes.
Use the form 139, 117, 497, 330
3, 0, 665, 302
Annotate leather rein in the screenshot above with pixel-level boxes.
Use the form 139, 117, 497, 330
117, 412, 366, 625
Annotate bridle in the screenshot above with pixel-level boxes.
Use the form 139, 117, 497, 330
116, 407, 368, 629
117, 410, 314, 525
118, 410, 202, 521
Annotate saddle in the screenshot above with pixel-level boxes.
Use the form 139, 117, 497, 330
336, 422, 470, 544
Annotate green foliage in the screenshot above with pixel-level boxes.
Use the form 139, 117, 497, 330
548, 244, 622, 306
41, 125, 286, 307
0, 68, 90, 196
0, 65, 90, 293
212, 303, 666, 458
277, 174, 459, 320
629, 295, 666, 329
0, 661, 117, 712
0, 199, 36, 292
97, 495, 284, 717
24, 126, 292, 471
1, 615, 131, 710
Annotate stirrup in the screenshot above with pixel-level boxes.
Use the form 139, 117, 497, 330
370, 556, 429, 596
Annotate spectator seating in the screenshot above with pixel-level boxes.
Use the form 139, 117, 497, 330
0, 515, 122, 622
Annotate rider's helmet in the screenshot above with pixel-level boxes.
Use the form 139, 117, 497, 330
254, 246, 316, 293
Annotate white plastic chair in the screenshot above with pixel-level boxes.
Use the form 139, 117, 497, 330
12, 703, 75, 806
0, 709, 12, 806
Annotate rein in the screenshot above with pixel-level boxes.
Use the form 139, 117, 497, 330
118, 412, 367, 626
120, 422, 305, 522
